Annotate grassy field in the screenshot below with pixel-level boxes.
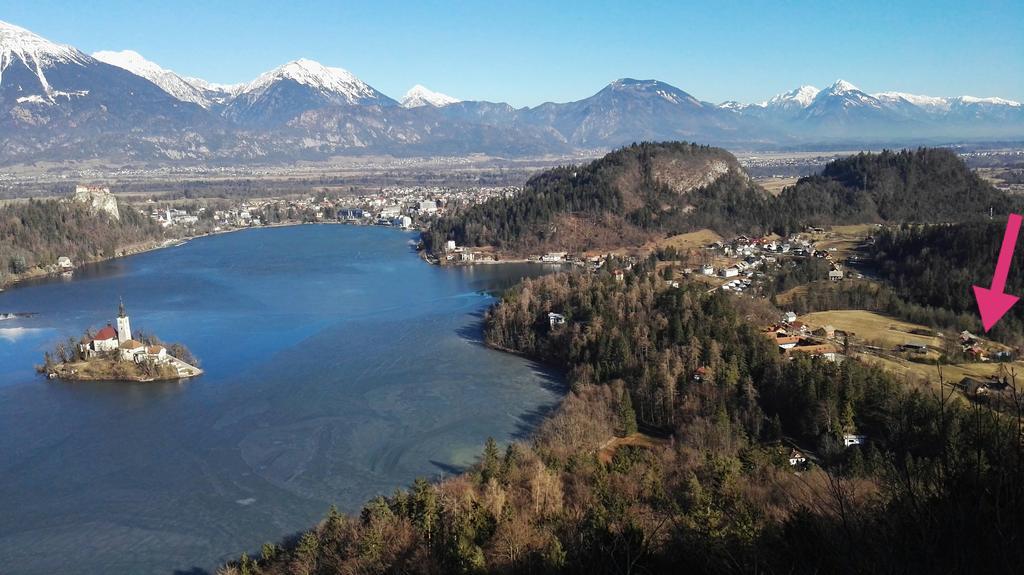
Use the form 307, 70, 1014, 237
640, 229, 722, 254
798, 309, 1021, 387
856, 353, 1021, 389
806, 223, 878, 261
800, 310, 945, 349
752, 176, 799, 196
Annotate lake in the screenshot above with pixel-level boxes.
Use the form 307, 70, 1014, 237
0, 225, 564, 575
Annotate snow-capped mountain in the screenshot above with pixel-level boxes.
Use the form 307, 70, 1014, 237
765, 85, 820, 111
224, 58, 395, 124
1, 20, 1023, 164
1, 19, 92, 102
92, 49, 213, 107
401, 84, 459, 108
805, 80, 884, 114
1, 20, 205, 133
874, 91, 950, 111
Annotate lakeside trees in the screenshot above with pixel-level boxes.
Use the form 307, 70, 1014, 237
0, 198, 164, 285
226, 269, 1024, 574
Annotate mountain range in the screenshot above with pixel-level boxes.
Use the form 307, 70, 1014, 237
2, 19, 1022, 165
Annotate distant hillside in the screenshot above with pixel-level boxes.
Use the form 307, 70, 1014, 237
678, 147, 1020, 236
430, 145, 1021, 254
427, 142, 745, 254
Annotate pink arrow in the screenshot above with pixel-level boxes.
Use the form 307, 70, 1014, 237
973, 213, 1022, 332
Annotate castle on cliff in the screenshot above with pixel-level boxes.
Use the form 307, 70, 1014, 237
70, 185, 120, 220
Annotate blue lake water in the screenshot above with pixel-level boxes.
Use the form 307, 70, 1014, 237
0, 225, 563, 575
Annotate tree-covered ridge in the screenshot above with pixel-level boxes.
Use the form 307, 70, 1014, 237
687, 148, 1021, 236
0, 198, 165, 284
868, 220, 1024, 342
430, 145, 1021, 251
427, 141, 740, 253
225, 269, 1024, 574
784, 148, 1015, 225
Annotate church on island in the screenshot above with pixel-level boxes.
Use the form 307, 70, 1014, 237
44, 299, 203, 382
80, 300, 168, 365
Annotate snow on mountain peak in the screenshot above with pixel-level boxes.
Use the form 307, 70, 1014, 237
827, 79, 860, 94
92, 49, 213, 107
239, 58, 382, 105
1, 19, 89, 90
958, 95, 1022, 107
184, 76, 239, 93
873, 91, 950, 109
402, 84, 459, 108
765, 85, 820, 109
92, 49, 159, 76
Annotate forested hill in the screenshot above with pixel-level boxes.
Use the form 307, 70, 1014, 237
771, 148, 1017, 229
426, 142, 745, 254
869, 221, 1024, 342
429, 145, 1020, 253
0, 198, 164, 286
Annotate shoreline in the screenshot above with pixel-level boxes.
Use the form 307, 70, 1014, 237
0, 220, 410, 291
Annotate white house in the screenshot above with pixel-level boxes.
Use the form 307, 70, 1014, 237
83, 324, 120, 354
548, 312, 567, 328
843, 434, 867, 447
720, 267, 739, 278
445, 240, 457, 252
784, 311, 798, 324
701, 264, 715, 276
788, 450, 807, 466
828, 269, 844, 281
542, 252, 567, 263
57, 256, 73, 270
118, 339, 146, 362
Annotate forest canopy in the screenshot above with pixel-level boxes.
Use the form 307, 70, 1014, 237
0, 198, 164, 284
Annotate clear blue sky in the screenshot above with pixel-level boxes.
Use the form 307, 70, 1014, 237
5, 0, 1022, 106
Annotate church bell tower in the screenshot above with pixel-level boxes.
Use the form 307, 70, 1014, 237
116, 297, 132, 344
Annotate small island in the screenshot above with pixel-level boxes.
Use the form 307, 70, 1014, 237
41, 300, 202, 382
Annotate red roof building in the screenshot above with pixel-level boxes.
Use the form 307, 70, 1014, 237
95, 325, 118, 341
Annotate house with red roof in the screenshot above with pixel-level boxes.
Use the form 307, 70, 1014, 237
81, 324, 119, 355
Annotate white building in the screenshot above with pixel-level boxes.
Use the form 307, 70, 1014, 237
118, 339, 146, 362
542, 252, 567, 263
83, 324, 120, 353
720, 267, 739, 278
57, 256, 73, 269
789, 450, 807, 466
843, 434, 867, 447
548, 312, 567, 328
701, 264, 715, 276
